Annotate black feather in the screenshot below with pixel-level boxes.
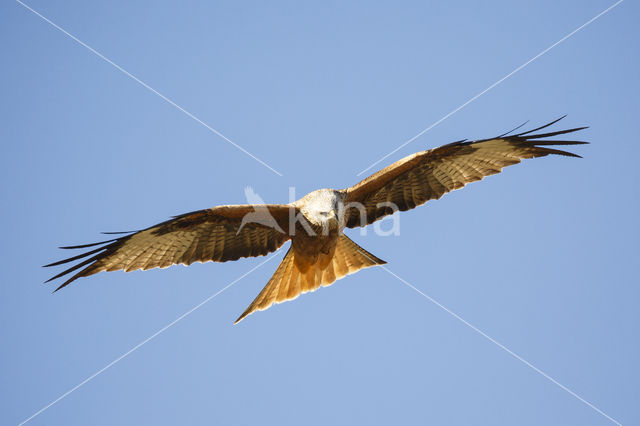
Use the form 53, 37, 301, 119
59, 238, 119, 249
497, 120, 530, 138
514, 115, 567, 136
43, 245, 108, 267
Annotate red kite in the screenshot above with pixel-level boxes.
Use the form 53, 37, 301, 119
46, 118, 587, 323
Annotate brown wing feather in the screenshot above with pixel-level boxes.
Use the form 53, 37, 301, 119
45, 204, 295, 291
343, 118, 588, 227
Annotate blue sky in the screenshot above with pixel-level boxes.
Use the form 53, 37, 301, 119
2, 1, 638, 425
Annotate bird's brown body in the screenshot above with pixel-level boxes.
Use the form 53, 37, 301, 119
291, 226, 338, 272
290, 189, 344, 270
45, 118, 587, 323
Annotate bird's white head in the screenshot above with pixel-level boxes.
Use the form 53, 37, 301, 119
295, 189, 346, 229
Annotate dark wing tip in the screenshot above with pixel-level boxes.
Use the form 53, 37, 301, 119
500, 118, 589, 158
514, 115, 568, 136
44, 246, 108, 268
45, 235, 129, 289
497, 120, 530, 138
51, 275, 78, 292
450, 119, 589, 161
101, 230, 137, 235
538, 148, 583, 158
59, 237, 119, 249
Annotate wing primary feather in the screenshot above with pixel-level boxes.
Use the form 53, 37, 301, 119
43, 245, 108, 267
59, 238, 120, 249
531, 147, 583, 158
45, 254, 103, 286
497, 120, 530, 138
101, 230, 137, 235
46, 238, 127, 287
520, 140, 589, 146
514, 115, 567, 136
517, 127, 589, 140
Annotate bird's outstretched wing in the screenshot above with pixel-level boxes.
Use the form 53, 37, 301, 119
342, 117, 588, 228
45, 204, 295, 291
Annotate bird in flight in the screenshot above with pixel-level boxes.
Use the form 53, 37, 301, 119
45, 117, 587, 323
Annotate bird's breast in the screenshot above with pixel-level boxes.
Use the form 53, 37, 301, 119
290, 222, 340, 272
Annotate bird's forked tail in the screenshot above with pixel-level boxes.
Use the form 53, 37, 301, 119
235, 234, 385, 323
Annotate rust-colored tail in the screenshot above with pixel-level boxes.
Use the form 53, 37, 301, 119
234, 234, 385, 323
